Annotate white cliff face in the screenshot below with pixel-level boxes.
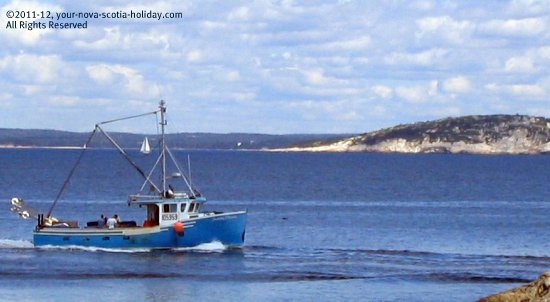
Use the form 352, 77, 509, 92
277, 136, 361, 152
277, 115, 550, 154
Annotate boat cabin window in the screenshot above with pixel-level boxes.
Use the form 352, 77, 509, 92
163, 204, 177, 213
180, 203, 187, 212
187, 202, 200, 213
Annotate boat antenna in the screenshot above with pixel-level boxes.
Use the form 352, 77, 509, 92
188, 154, 192, 190
165, 147, 196, 196
159, 100, 167, 195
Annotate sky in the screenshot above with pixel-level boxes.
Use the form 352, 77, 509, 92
0, 0, 548, 134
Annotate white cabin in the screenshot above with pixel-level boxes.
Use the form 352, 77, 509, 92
128, 193, 207, 227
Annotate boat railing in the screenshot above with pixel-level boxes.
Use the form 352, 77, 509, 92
127, 194, 162, 204
127, 192, 190, 205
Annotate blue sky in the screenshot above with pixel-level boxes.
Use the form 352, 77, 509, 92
0, 0, 548, 134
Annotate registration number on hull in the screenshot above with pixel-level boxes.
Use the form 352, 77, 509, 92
162, 213, 177, 221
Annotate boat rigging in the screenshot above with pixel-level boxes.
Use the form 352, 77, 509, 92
10, 100, 247, 249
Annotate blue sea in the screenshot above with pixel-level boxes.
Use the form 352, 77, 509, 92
0, 149, 549, 301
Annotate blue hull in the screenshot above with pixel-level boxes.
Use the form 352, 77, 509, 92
33, 212, 247, 249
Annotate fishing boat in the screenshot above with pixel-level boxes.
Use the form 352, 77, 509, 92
10, 101, 247, 249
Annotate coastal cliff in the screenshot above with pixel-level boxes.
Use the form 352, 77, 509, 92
478, 272, 550, 302
281, 115, 550, 154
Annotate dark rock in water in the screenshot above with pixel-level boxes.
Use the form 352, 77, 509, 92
478, 272, 550, 302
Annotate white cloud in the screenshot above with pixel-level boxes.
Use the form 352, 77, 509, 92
538, 46, 550, 60
509, 84, 545, 97
20, 84, 53, 96
86, 64, 160, 98
396, 80, 439, 103
86, 65, 115, 84
486, 82, 546, 97
231, 91, 256, 102
504, 56, 537, 73
479, 18, 547, 37
426, 106, 462, 117
384, 48, 448, 66
410, 0, 435, 11
339, 111, 361, 121
371, 105, 387, 116
322, 36, 371, 51
443, 76, 471, 93
0, 54, 72, 84
74, 27, 122, 50
48, 95, 80, 106
416, 16, 472, 43
0, 0, 549, 134
284, 99, 365, 124
508, 0, 550, 15
371, 85, 393, 99
302, 68, 327, 85
0, 92, 13, 107
201, 20, 228, 30
0, 0, 62, 44
187, 50, 204, 62
225, 70, 241, 81
228, 6, 250, 21
74, 27, 174, 54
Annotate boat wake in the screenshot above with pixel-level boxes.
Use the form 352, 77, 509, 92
37, 245, 153, 253
0, 238, 229, 253
171, 241, 228, 253
0, 239, 34, 249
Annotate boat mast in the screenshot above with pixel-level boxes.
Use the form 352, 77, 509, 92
159, 100, 167, 195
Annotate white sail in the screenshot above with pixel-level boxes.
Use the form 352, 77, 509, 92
140, 137, 151, 154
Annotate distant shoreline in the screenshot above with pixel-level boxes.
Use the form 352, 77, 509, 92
0, 128, 346, 151
0, 145, 83, 150
1, 144, 548, 155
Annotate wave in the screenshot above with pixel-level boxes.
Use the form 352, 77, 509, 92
322, 247, 550, 261
37, 244, 153, 253
0, 239, 34, 249
243, 244, 283, 251
266, 271, 362, 282
0, 238, 230, 254
0, 271, 181, 279
423, 272, 531, 284
2, 238, 548, 261
171, 241, 228, 253
38, 242, 230, 254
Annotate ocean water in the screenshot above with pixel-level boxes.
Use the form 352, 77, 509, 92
0, 149, 549, 301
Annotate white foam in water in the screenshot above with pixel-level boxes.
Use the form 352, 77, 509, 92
37, 241, 227, 253
172, 241, 227, 252
37, 245, 153, 253
0, 239, 34, 249
0, 238, 227, 253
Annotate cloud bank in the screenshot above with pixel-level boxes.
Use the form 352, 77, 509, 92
0, 0, 548, 133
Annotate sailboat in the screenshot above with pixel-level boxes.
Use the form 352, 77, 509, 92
10, 101, 247, 249
140, 137, 151, 154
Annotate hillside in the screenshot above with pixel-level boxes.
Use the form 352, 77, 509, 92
280, 115, 550, 154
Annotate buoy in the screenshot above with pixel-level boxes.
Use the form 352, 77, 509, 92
173, 221, 184, 235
